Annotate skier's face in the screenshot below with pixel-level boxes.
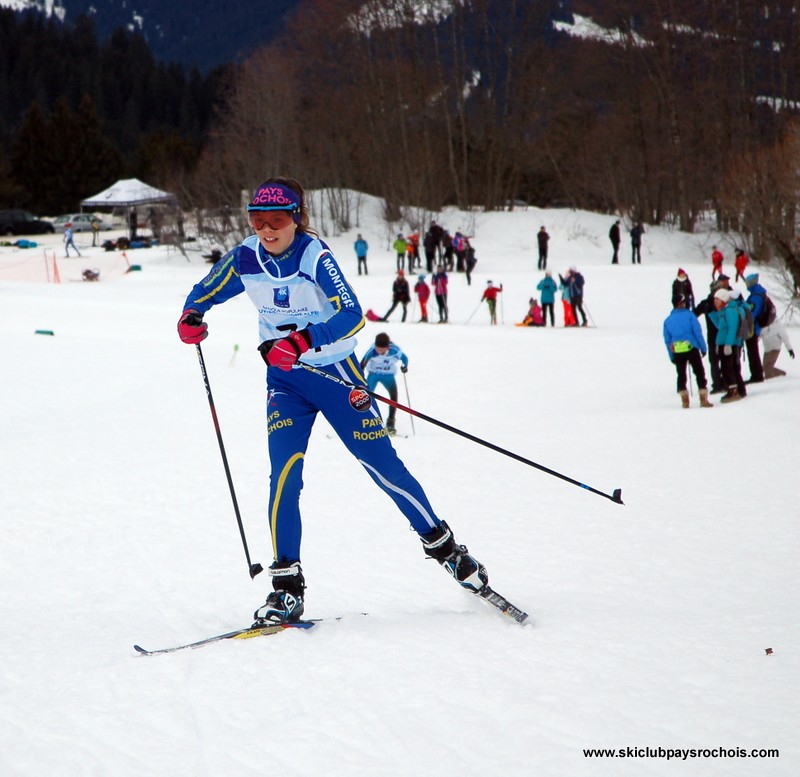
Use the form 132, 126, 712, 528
249, 210, 297, 255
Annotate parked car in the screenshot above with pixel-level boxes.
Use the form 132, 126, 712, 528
52, 213, 112, 233
0, 210, 55, 236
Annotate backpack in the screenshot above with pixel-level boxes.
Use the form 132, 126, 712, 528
736, 301, 754, 341
751, 291, 777, 328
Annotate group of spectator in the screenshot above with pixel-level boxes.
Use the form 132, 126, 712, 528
664, 266, 794, 407
356, 223, 479, 280
518, 268, 587, 327
608, 219, 645, 264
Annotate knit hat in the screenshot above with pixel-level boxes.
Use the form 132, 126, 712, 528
673, 293, 686, 308
418, 274, 425, 281
247, 181, 300, 212
677, 268, 686, 277
745, 273, 759, 287
718, 273, 730, 281
375, 332, 390, 348
714, 289, 732, 303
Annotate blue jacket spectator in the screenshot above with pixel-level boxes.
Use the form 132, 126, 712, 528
536, 273, 558, 305
663, 304, 707, 361
710, 296, 745, 347
744, 274, 768, 335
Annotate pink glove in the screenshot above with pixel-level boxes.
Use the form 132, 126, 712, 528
259, 331, 311, 370
177, 309, 207, 343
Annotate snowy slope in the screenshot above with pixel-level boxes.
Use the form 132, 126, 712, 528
1, 201, 797, 776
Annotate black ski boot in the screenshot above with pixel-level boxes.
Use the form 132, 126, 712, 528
253, 561, 306, 625
420, 522, 488, 594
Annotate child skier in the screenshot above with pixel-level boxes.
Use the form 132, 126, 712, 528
360, 332, 409, 434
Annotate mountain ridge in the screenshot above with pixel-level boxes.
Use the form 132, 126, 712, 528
0, 0, 302, 72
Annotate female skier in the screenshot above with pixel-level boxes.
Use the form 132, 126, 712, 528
177, 178, 488, 624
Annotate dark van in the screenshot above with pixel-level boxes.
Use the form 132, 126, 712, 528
0, 210, 55, 236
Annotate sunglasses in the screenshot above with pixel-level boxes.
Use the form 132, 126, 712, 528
248, 210, 297, 231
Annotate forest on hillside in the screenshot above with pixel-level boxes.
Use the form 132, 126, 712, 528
2, 0, 800, 283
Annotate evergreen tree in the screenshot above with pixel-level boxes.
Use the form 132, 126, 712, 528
9, 103, 51, 212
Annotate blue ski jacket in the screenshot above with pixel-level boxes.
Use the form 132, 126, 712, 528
662, 307, 707, 361
184, 232, 364, 365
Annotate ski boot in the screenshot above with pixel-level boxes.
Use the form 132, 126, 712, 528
253, 561, 306, 625
420, 522, 488, 594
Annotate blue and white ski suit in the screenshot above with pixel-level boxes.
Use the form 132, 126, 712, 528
360, 343, 408, 394
360, 342, 409, 429
184, 232, 441, 563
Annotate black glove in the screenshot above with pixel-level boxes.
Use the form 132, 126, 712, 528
789, 350, 795, 359
401, 365, 408, 373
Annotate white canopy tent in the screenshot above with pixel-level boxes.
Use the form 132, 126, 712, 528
81, 178, 175, 209
82, 178, 176, 240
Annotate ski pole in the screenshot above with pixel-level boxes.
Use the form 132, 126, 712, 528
402, 370, 415, 436
465, 301, 483, 324
195, 344, 263, 578
298, 363, 623, 504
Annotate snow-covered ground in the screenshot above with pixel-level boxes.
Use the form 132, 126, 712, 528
1, 199, 797, 776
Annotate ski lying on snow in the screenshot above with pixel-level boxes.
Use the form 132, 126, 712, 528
134, 587, 528, 656
133, 620, 317, 656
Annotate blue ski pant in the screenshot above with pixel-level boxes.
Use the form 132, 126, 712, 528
366, 373, 398, 427
265, 356, 440, 562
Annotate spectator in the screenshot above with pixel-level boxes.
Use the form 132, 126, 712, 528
734, 248, 749, 282
147, 207, 163, 240
761, 318, 795, 378
559, 271, 576, 327
354, 233, 369, 276
442, 230, 454, 271
672, 268, 695, 309
711, 245, 724, 280
630, 222, 644, 264
129, 208, 138, 241
406, 232, 420, 272
429, 221, 444, 262
465, 239, 478, 286
561, 267, 587, 326
609, 220, 621, 264
694, 278, 728, 394
710, 288, 747, 403
423, 226, 438, 273
518, 298, 545, 327
663, 294, 712, 408
382, 270, 411, 322
743, 273, 767, 383
393, 234, 407, 272
537, 226, 550, 270
432, 264, 449, 323
536, 271, 558, 327
90, 215, 101, 247
414, 274, 431, 322
453, 231, 468, 272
